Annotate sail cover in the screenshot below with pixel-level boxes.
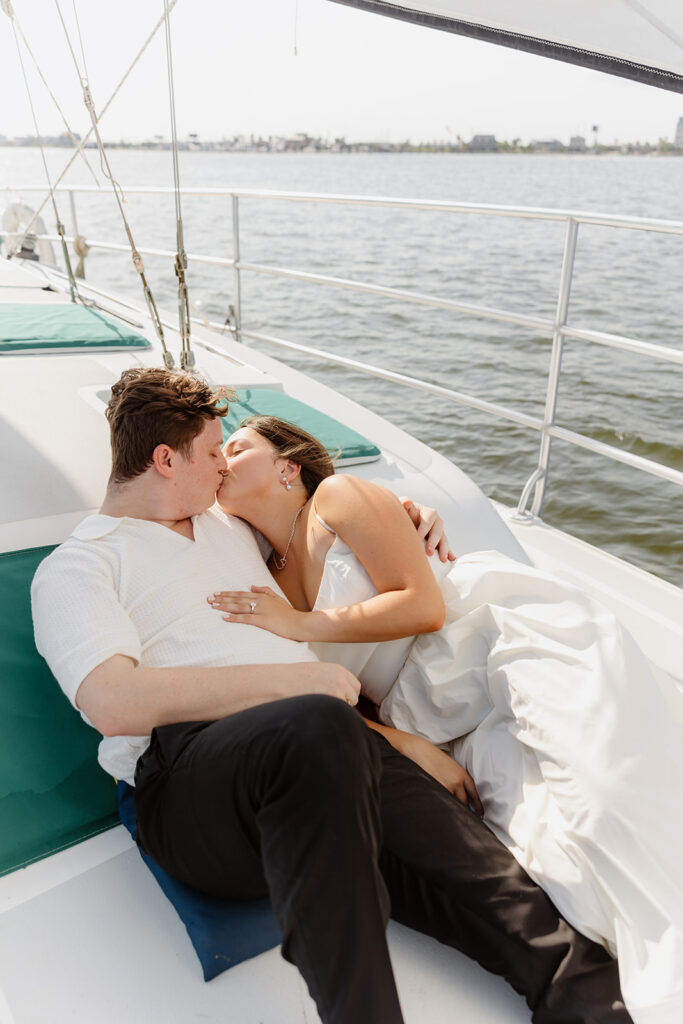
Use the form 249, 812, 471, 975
328, 1, 683, 93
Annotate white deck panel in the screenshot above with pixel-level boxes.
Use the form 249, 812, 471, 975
0, 831, 530, 1024
0, 259, 54, 289
499, 505, 683, 679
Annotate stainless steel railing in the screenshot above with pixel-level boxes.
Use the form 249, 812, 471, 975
4, 184, 683, 514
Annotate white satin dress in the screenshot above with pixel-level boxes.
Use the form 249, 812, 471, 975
307, 514, 683, 1024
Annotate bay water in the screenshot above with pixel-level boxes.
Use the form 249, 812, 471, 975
2, 150, 682, 587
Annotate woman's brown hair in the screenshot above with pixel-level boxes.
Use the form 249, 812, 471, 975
241, 415, 335, 497
106, 367, 232, 484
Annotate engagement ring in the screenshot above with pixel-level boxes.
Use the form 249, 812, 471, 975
249, 601, 257, 614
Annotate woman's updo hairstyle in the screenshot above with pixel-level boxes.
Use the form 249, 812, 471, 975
241, 415, 336, 497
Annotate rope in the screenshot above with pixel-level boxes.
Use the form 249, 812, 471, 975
0, 1, 99, 185
163, 0, 193, 369
5, 5, 81, 303
6, 0, 181, 258
71, 0, 91, 80
73, 234, 90, 278
53, 0, 174, 367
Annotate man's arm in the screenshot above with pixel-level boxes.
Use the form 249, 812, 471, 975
77, 655, 360, 737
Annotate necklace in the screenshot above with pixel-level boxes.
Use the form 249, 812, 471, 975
271, 503, 306, 571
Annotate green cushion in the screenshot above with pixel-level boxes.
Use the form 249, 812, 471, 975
0, 546, 118, 877
0, 303, 151, 352
223, 389, 381, 466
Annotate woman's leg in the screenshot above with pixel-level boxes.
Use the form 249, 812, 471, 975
134, 694, 404, 1024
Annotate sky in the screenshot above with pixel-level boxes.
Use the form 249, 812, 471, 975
0, 0, 682, 146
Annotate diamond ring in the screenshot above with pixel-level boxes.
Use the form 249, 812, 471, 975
249, 601, 257, 614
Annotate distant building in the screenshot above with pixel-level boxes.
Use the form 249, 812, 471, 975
468, 134, 497, 152
675, 117, 683, 149
568, 135, 587, 152
533, 139, 564, 152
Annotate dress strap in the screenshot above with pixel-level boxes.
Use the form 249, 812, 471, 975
312, 500, 336, 536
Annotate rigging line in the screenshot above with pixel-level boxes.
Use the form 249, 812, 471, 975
2, 3, 99, 185
7, 11, 82, 303
71, 0, 91, 81
7, 0, 181, 257
163, 0, 193, 368
54, 1, 85, 80
54, 0, 174, 366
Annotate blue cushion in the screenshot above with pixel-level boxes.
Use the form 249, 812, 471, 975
117, 782, 281, 980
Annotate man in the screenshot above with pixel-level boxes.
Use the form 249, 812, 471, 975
32, 367, 630, 1024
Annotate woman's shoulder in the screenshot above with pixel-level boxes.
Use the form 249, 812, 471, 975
314, 475, 400, 529
315, 473, 394, 504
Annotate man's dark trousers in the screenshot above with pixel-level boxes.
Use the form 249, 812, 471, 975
134, 694, 631, 1024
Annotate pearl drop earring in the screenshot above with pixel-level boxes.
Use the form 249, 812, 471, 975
281, 477, 292, 491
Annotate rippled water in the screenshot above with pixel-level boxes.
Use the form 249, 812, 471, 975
2, 150, 682, 587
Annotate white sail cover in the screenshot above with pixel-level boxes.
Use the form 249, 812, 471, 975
329, 1, 683, 92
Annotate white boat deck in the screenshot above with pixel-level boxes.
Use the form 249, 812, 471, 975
0, 826, 532, 1024
1, 255, 681, 1023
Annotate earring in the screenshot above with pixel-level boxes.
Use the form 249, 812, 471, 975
281, 477, 292, 491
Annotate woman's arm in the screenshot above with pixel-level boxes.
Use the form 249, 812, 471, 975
363, 717, 484, 816
212, 475, 446, 643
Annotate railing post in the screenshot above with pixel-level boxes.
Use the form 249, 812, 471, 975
527, 217, 579, 518
231, 194, 242, 342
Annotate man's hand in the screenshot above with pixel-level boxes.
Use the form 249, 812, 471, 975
400, 498, 456, 563
297, 660, 361, 706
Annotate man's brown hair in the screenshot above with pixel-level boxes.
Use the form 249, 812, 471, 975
105, 367, 233, 484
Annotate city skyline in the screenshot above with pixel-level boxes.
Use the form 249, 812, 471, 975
3, 127, 683, 154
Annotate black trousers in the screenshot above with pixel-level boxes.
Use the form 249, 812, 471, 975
134, 695, 631, 1024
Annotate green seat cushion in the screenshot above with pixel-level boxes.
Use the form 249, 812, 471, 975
0, 546, 118, 877
223, 389, 381, 466
0, 303, 151, 352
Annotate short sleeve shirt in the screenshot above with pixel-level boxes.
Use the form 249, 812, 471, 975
31, 506, 317, 784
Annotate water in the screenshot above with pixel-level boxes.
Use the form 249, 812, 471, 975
2, 149, 682, 587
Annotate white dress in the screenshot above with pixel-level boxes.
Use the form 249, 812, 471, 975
309, 522, 683, 1024
308, 506, 427, 705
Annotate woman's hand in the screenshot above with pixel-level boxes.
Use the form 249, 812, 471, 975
208, 585, 306, 640
400, 498, 456, 563
398, 731, 483, 815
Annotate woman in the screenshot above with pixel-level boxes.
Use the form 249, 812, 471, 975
210, 415, 683, 1024
211, 414, 483, 813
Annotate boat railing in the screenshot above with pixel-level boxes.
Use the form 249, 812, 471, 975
6, 184, 683, 517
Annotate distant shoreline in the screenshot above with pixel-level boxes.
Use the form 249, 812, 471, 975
1, 141, 681, 156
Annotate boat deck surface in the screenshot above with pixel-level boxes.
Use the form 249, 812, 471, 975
1, 255, 681, 1023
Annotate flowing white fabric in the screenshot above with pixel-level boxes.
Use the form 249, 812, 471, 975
310, 532, 450, 705
381, 551, 683, 1023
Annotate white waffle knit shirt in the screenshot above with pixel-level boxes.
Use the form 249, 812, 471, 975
31, 506, 317, 784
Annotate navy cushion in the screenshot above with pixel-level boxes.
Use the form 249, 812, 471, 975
117, 782, 281, 980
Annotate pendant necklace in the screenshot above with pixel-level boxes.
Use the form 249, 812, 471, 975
271, 504, 306, 571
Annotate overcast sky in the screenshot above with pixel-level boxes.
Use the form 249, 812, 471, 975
0, 0, 682, 145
